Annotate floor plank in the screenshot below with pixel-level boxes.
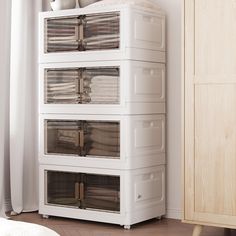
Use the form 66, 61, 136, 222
8, 212, 236, 236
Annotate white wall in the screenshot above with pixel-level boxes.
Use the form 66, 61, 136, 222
155, 0, 182, 219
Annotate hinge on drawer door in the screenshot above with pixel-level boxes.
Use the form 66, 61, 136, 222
75, 69, 85, 104
79, 174, 85, 209
80, 182, 84, 201
78, 16, 85, 51
78, 129, 84, 155
75, 69, 81, 104
79, 77, 84, 104
74, 182, 81, 208
81, 16, 87, 50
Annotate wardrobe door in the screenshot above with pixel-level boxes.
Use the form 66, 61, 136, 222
184, 0, 236, 226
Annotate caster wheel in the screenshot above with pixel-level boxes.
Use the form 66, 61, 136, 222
42, 214, 49, 219
124, 225, 131, 230
10, 211, 19, 216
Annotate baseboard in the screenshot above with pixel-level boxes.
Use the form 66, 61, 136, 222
4, 198, 12, 212
166, 208, 182, 219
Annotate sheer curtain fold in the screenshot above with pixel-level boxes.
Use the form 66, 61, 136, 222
0, 0, 11, 218
0, 0, 42, 216
10, 0, 42, 214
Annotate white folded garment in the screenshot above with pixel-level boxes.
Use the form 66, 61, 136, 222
85, 0, 161, 10
0, 218, 59, 236
91, 76, 118, 81
91, 91, 118, 96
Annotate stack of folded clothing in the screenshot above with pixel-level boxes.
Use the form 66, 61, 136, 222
85, 186, 120, 211
47, 18, 79, 52
84, 174, 120, 212
57, 129, 79, 147
47, 171, 80, 207
46, 70, 79, 104
89, 75, 119, 104
84, 13, 120, 50
47, 121, 80, 154
85, 122, 120, 158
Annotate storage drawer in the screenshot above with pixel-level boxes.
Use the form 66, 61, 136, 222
45, 12, 120, 53
39, 165, 165, 225
39, 7, 165, 63
43, 65, 119, 105
45, 119, 120, 159
46, 170, 120, 213
39, 114, 165, 169
39, 61, 165, 115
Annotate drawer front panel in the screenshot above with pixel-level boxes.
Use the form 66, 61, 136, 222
44, 66, 120, 105
45, 170, 120, 213
45, 12, 120, 54
45, 119, 120, 159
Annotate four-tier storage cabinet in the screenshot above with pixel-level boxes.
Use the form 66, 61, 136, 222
38, 1, 166, 229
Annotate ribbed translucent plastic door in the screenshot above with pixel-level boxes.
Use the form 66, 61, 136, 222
44, 67, 119, 105
83, 12, 120, 51
46, 171, 81, 208
45, 120, 120, 159
82, 173, 120, 212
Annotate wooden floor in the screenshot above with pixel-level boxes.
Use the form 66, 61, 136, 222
9, 213, 236, 236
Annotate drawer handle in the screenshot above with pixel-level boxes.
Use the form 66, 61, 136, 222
80, 182, 84, 201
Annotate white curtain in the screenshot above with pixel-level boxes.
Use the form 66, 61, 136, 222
0, 0, 11, 218
0, 0, 42, 216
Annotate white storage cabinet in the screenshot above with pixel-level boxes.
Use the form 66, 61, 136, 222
39, 164, 165, 227
39, 1, 166, 229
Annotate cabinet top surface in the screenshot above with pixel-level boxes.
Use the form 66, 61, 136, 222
40, 1, 165, 18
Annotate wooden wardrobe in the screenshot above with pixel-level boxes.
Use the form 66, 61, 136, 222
183, 0, 236, 235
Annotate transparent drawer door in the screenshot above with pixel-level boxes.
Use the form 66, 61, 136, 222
84, 121, 120, 158
46, 170, 120, 213
45, 67, 120, 105
45, 12, 120, 53
47, 171, 81, 208
46, 17, 80, 53
82, 174, 120, 212
83, 12, 120, 51
46, 120, 81, 156
45, 120, 120, 159
45, 69, 80, 104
